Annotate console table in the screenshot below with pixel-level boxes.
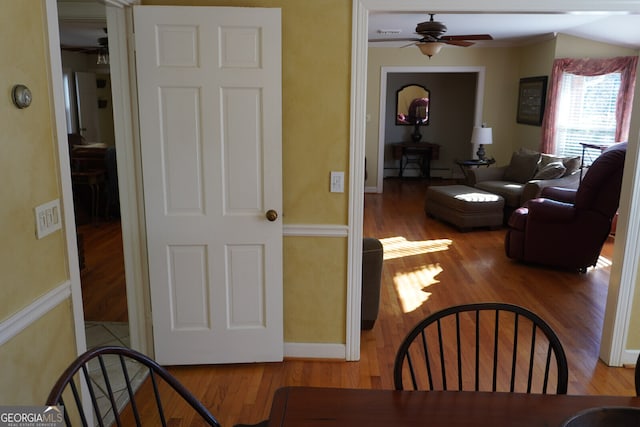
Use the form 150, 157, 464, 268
390, 142, 440, 178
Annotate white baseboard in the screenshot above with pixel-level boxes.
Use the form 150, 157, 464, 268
621, 349, 640, 367
284, 342, 346, 359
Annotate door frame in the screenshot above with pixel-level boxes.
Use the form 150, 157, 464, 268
49, 0, 150, 355
350, 0, 640, 366
375, 66, 486, 192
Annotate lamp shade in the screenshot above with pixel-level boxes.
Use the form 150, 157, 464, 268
470, 127, 493, 145
417, 42, 444, 57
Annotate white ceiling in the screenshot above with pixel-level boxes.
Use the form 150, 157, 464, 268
59, 21, 107, 49
368, 12, 640, 49
57, 7, 640, 51
58, 0, 107, 50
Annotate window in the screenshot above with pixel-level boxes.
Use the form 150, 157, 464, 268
554, 72, 621, 158
540, 56, 637, 156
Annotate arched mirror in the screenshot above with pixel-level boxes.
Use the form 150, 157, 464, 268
396, 84, 430, 126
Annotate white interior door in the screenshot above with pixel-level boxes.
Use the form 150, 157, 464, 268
75, 71, 100, 142
134, 5, 283, 365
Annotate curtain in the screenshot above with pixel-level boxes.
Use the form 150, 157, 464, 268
540, 56, 638, 153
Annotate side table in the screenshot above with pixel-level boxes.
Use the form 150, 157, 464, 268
456, 158, 495, 178
579, 142, 613, 180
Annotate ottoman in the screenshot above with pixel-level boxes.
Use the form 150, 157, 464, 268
425, 185, 504, 231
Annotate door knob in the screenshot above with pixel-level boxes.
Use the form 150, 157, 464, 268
265, 210, 278, 222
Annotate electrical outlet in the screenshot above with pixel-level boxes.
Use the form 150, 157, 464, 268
35, 199, 62, 239
330, 171, 344, 193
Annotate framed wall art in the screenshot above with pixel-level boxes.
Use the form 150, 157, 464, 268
516, 76, 548, 126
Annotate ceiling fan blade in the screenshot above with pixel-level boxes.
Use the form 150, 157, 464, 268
441, 39, 475, 47
368, 37, 421, 43
440, 34, 493, 41
400, 41, 419, 48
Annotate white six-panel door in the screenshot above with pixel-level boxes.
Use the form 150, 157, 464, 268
134, 5, 283, 365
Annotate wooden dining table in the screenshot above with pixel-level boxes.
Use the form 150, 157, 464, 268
267, 386, 640, 426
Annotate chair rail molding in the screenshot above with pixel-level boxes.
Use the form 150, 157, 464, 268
0, 282, 71, 347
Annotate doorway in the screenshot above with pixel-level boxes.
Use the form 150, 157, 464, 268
375, 66, 485, 191
57, 2, 129, 350
352, 0, 640, 367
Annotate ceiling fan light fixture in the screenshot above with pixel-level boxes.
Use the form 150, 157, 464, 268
96, 47, 109, 65
96, 34, 109, 65
417, 42, 444, 57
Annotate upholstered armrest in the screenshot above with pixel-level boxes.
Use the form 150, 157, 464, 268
520, 172, 581, 205
466, 165, 507, 186
527, 198, 577, 222
541, 186, 578, 204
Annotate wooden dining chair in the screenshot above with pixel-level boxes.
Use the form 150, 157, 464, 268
393, 302, 569, 394
46, 345, 222, 427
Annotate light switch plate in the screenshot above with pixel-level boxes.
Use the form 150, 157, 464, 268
330, 171, 344, 193
35, 199, 62, 239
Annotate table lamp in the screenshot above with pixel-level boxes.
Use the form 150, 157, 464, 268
471, 126, 493, 160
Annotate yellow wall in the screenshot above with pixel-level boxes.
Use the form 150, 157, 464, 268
366, 45, 522, 186
514, 38, 556, 151
141, 0, 352, 343
0, 0, 77, 404
0, 301, 77, 404
366, 35, 640, 185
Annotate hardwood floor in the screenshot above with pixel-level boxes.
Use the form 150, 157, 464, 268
87, 178, 635, 426
77, 219, 127, 322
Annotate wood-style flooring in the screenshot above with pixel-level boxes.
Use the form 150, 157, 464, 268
81, 178, 635, 427
78, 219, 127, 322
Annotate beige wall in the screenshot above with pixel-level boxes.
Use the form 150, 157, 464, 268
366, 45, 522, 187
142, 0, 352, 343
0, 0, 77, 404
366, 35, 640, 187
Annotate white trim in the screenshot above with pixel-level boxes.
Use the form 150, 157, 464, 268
346, 0, 370, 362
284, 342, 346, 360
364, 186, 378, 193
601, 134, 640, 366
283, 224, 349, 237
105, 5, 150, 355
102, 0, 140, 7
0, 282, 71, 346
376, 66, 485, 192
356, 0, 640, 13
622, 350, 640, 367
45, 0, 87, 357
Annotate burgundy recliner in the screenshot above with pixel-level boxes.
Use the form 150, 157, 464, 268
505, 142, 627, 272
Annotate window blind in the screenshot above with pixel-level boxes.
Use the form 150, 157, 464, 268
555, 72, 621, 158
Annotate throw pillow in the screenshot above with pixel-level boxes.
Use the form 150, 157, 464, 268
539, 153, 564, 168
562, 156, 581, 176
504, 151, 541, 183
533, 161, 566, 180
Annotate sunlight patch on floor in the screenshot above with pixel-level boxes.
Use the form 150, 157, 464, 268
380, 236, 452, 260
592, 255, 613, 270
394, 264, 443, 313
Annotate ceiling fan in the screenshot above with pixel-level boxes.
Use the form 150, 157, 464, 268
370, 14, 493, 57
60, 28, 109, 64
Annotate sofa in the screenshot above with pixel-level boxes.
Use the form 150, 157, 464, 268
466, 148, 582, 214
